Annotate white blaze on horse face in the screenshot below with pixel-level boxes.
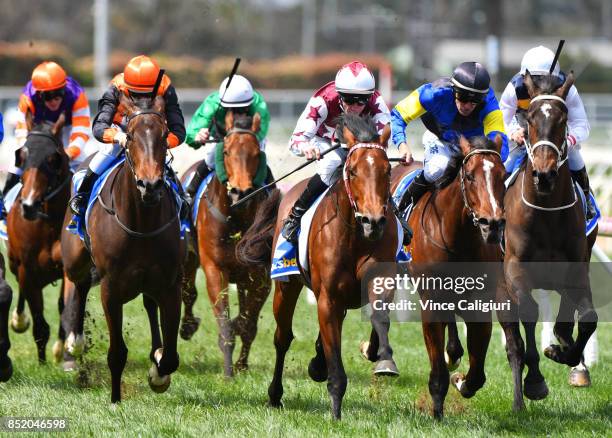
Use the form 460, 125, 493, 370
366, 155, 375, 166
541, 103, 552, 119
483, 159, 499, 215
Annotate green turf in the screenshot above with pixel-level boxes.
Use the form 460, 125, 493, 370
0, 259, 609, 437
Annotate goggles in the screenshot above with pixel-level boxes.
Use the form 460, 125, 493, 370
340, 93, 370, 105
40, 88, 65, 101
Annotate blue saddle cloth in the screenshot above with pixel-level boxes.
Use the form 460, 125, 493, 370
66, 157, 188, 241
0, 182, 23, 241
181, 170, 215, 225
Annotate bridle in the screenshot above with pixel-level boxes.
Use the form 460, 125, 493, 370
123, 110, 168, 181
459, 148, 502, 226
342, 143, 388, 220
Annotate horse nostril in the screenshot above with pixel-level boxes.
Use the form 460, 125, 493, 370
360, 216, 370, 225
477, 218, 490, 227
378, 216, 387, 228
136, 179, 146, 190
153, 179, 164, 191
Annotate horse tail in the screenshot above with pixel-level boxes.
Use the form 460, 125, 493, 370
236, 188, 282, 266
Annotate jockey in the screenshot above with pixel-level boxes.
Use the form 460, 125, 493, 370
499, 45, 596, 220
1, 62, 91, 218
392, 62, 508, 211
281, 61, 392, 244
184, 74, 270, 198
69, 55, 186, 216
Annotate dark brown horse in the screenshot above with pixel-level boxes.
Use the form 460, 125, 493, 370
499, 71, 598, 411
393, 135, 506, 419
6, 114, 76, 366
61, 94, 185, 402
0, 253, 14, 382
238, 114, 396, 419
180, 111, 272, 377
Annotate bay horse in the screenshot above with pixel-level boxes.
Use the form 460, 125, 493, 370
499, 71, 598, 411
0, 254, 14, 382
393, 135, 506, 419
238, 113, 397, 419
180, 111, 272, 377
61, 94, 185, 402
6, 113, 78, 367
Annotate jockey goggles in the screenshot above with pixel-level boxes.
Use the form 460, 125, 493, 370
454, 90, 484, 104
40, 88, 65, 101
339, 93, 370, 105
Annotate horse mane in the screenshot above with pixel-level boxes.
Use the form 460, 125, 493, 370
434, 136, 496, 190
335, 113, 379, 143
531, 74, 562, 95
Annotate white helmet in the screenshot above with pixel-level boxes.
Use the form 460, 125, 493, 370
520, 46, 561, 77
219, 75, 254, 107
335, 61, 375, 95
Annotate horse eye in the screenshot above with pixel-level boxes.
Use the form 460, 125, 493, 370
349, 168, 357, 177
466, 173, 475, 182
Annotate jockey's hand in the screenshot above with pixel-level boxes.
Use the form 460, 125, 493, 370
114, 132, 128, 147
195, 128, 210, 143
303, 146, 321, 160
398, 143, 414, 165
510, 128, 525, 145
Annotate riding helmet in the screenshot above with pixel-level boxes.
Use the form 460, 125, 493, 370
451, 62, 490, 103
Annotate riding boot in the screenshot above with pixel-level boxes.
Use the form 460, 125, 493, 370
397, 171, 431, 212
571, 167, 597, 221
281, 174, 328, 244
0, 173, 21, 219
389, 197, 413, 246
69, 169, 99, 215
165, 165, 191, 222
186, 161, 211, 199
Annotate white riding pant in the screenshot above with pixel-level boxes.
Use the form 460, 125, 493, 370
88, 138, 123, 174
202, 138, 267, 170
422, 130, 461, 183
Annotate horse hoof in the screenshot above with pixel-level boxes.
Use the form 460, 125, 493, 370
52, 340, 64, 363
63, 360, 77, 372
373, 359, 400, 377
10, 310, 30, 333
523, 379, 549, 400
308, 358, 328, 382
359, 341, 372, 361
179, 316, 201, 341
267, 400, 283, 409
444, 350, 461, 372
0, 358, 13, 382
148, 363, 171, 393
234, 361, 249, 372
64, 332, 85, 357
451, 372, 475, 398
569, 367, 591, 387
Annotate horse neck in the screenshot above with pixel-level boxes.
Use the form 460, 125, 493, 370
324, 182, 358, 243
208, 177, 256, 232
430, 176, 478, 245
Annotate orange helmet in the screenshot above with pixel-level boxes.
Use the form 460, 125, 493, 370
123, 55, 161, 93
31, 61, 67, 92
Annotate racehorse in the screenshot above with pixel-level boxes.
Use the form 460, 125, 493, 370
393, 135, 506, 419
0, 254, 14, 382
61, 94, 185, 402
499, 71, 598, 411
238, 113, 397, 419
6, 113, 76, 366
180, 111, 272, 377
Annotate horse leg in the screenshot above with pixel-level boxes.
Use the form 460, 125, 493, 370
143, 294, 162, 362
450, 320, 491, 398
307, 332, 327, 382
179, 254, 200, 340
518, 291, 548, 401
148, 282, 181, 394
23, 279, 49, 363
318, 294, 347, 420
53, 281, 66, 363
10, 288, 29, 333
61, 275, 90, 371
101, 281, 127, 403
203, 263, 234, 377
234, 277, 271, 372
359, 326, 380, 363
500, 321, 525, 410
369, 306, 399, 376
445, 319, 464, 371
268, 279, 301, 408
422, 320, 449, 420
0, 280, 13, 382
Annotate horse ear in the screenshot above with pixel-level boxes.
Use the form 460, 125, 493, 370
342, 126, 357, 147
251, 112, 261, 133
493, 134, 503, 154
51, 112, 66, 137
225, 110, 235, 132
523, 70, 538, 98
119, 92, 137, 116
556, 71, 575, 99
378, 123, 391, 147
459, 136, 471, 156
153, 95, 165, 114
25, 109, 34, 131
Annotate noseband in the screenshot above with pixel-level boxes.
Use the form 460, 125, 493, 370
342, 143, 388, 219
524, 95, 568, 168
459, 148, 502, 227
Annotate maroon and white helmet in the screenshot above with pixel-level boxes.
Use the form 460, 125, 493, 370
335, 61, 375, 95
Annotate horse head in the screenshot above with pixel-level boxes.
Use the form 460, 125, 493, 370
458, 135, 506, 244
20, 112, 69, 221
523, 70, 574, 194
121, 93, 169, 205
341, 113, 391, 241
223, 111, 262, 204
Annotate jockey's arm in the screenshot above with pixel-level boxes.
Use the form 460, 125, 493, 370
92, 85, 121, 144
252, 91, 270, 143
392, 89, 427, 162
15, 94, 35, 148
185, 93, 218, 148
565, 86, 590, 146
163, 85, 186, 148
482, 90, 509, 161
288, 96, 328, 158
65, 90, 92, 160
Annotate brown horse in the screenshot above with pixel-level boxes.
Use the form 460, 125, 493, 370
499, 72, 598, 411
238, 114, 396, 419
0, 253, 14, 382
61, 94, 185, 402
180, 111, 272, 377
6, 114, 76, 366
393, 135, 506, 419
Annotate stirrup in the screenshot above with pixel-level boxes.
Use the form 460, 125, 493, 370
69, 193, 89, 216
281, 216, 300, 244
